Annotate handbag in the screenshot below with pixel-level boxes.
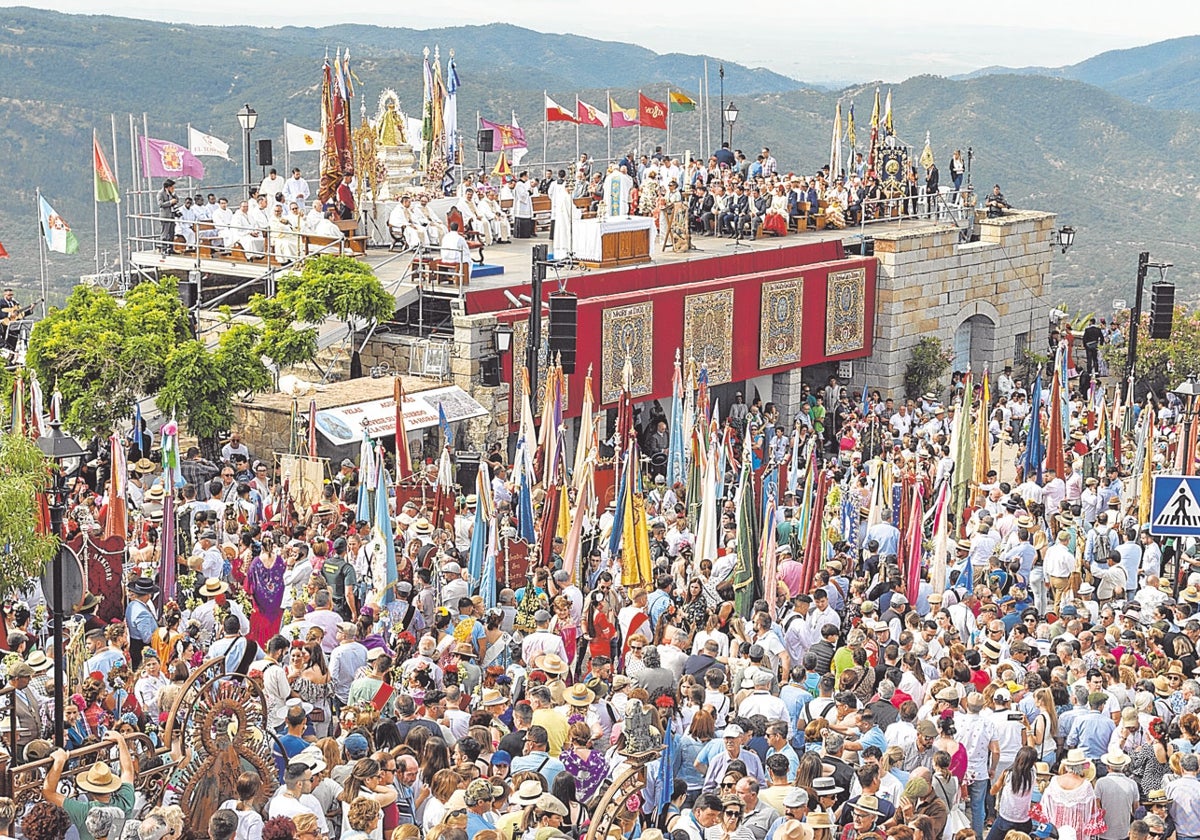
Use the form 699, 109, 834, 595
944, 805, 970, 840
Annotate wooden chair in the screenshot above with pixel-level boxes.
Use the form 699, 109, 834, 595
445, 207, 486, 264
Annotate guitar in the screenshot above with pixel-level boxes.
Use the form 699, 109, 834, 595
0, 299, 41, 327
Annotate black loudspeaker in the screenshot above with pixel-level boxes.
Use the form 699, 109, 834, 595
547, 292, 578, 374
1150, 282, 1175, 340
257, 138, 273, 167
480, 354, 501, 387
179, 279, 198, 308
476, 129, 494, 152
455, 452, 480, 493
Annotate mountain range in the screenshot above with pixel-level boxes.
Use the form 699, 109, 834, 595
0, 6, 1197, 317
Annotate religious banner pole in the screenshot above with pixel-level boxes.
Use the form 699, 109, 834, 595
93, 127, 101, 275
697, 76, 703, 164
543, 91, 548, 171
111, 114, 126, 281
574, 96, 580, 167
476, 110, 482, 173
284, 117, 290, 179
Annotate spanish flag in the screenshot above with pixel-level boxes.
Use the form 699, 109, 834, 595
668, 90, 697, 113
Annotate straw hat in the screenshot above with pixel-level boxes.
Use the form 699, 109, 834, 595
77, 761, 123, 794
451, 642, 477, 659
25, 651, 52, 673
1101, 751, 1130, 769
512, 779, 544, 805
1061, 748, 1095, 780
479, 688, 507, 707
850, 795, 884, 817
1143, 789, 1173, 806
804, 812, 834, 829
564, 683, 596, 707
199, 578, 229, 598
534, 653, 569, 676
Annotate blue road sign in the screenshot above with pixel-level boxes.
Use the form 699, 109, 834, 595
1150, 475, 1200, 536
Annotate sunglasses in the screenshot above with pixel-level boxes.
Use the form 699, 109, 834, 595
721, 782, 736, 789
724, 810, 743, 818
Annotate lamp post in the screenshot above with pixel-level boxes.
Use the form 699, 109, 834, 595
724, 102, 739, 148
35, 419, 87, 749
1172, 375, 1200, 476
236, 104, 258, 195
1050, 225, 1075, 254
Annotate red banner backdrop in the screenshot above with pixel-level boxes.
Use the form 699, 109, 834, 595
496, 243, 876, 423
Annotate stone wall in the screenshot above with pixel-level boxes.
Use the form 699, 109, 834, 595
859, 211, 1056, 397
358, 313, 511, 452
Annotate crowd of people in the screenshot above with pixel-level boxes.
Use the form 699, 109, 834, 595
0, 294, 1187, 840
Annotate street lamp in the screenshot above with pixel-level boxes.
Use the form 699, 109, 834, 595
236, 103, 258, 195
35, 419, 87, 749
494, 323, 513, 354
1050, 225, 1075, 254
1173, 375, 1200, 475
724, 102, 740, 147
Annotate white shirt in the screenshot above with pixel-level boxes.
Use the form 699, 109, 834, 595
1043, 542, 1076, 578
283, 176, 311, 209
440, 230, 470, 264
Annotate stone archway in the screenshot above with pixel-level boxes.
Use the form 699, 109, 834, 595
953, 313, 997, 374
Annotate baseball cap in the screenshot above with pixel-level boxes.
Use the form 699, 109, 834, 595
344, 733, 370, 757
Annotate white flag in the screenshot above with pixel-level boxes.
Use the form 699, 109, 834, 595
512, 111, 528, 167
188, 126, 230, 160
286, 122, 323, 153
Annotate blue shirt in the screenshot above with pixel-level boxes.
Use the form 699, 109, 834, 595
511, 751, 565, 787
866, 522, 901, 557
125, 599, 157, 643
466, 812, 495, 836
766, 744, 800, 777
779, 683, 813, 748
1066, 709, 1116, 759
860, 725, 889, 755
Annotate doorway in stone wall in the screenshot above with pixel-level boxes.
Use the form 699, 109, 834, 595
952, 314, 996, 375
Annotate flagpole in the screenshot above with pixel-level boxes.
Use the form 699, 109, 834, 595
476, 110, 482, 173
111, 114, 125, 281
704, 61, 712, 159
637, 90, 642, 158
606, 89, 612, 164
36, 188, 47, 319
284, 118, 290, 179
543, 91, 548, 172
129, 113, 140, 250
666, 88, 671, 159
574, 96, 580, 169
185, 123, 194, 195
93, 127, 100, 275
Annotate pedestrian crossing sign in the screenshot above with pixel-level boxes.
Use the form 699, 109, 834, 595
1150, 475, 1200, 536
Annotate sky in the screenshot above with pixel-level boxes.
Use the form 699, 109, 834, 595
9, 1, 1200, 84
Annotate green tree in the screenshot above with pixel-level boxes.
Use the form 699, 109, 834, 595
249, 256, 393, 370
156, 323, 272, 457
904, 337, 954, 401
0, 433, 58, 597
27, 278, 191, 434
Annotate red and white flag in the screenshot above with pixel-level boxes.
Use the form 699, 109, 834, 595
545, 94, 578, 123
576, 98, 608, 127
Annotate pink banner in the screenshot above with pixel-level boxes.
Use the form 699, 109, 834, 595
140, 136, 206, 180
479, 118, 527, 151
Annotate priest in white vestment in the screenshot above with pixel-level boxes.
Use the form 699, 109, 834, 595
410, 200, 445, 245
455, 189, 487, 243
212, 199, 235, 251
269, 204, 300, 261
283, 169, 311, 211
548, 174, 575, 258
259, 170, 286, 207
231, 200, 266, 258
388, 196, 427, 249
602, 165, 634, 217
177, 199, 197, 248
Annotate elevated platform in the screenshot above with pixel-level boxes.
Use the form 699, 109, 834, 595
130, 250, 277, 280
363, 216, 958, 319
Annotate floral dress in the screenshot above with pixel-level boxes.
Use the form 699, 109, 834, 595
562, 747, 610, 803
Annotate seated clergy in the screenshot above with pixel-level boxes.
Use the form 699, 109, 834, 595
409, 197, 445, 245
229, 200, 266, 259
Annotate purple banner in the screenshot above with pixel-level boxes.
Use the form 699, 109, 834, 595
140, 136, 206, 180
479, 118, 527, 152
